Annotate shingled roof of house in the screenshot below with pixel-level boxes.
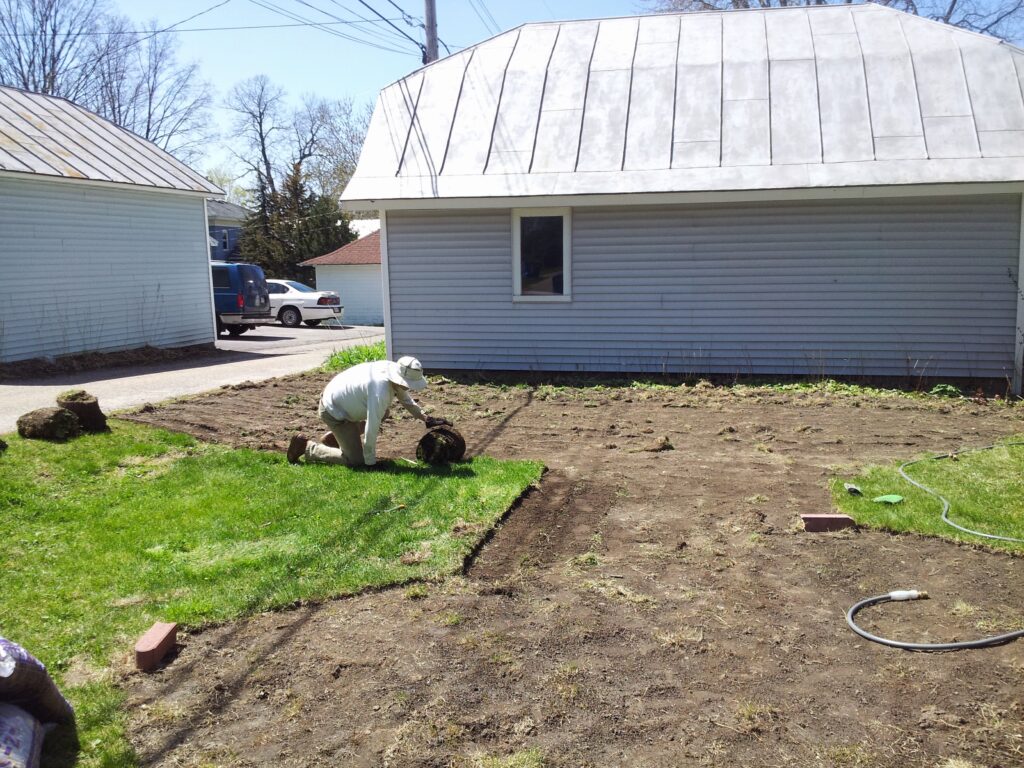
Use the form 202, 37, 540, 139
301, 230, 381, 266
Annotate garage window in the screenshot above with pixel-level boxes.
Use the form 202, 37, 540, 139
512, 208, 571, 302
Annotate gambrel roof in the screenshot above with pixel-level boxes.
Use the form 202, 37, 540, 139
343, 3, 1024, 205
0, 86, 222, 195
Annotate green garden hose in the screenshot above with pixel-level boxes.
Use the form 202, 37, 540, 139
847, 441, 1024, 651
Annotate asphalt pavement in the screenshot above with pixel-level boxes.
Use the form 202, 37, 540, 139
0, 324, 384, 433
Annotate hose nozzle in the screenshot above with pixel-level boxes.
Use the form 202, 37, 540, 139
888, 589, 928, 601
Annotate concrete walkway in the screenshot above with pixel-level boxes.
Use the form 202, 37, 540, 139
0, 325, 384, 433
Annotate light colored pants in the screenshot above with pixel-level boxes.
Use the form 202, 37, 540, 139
305, 403, 366, 466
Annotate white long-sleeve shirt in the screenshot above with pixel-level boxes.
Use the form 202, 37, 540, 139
320, 360, 424, 465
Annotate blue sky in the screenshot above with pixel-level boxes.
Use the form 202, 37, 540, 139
120, 0, 640, 172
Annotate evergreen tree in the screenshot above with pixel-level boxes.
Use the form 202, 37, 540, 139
239, 163, 354, 280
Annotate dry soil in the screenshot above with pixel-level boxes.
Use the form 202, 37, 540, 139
123, 375, 1024, 767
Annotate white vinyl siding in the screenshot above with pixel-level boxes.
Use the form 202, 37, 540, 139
0, 177, 214, 363
313, 264, 384, 325
386, 195, 1020, 379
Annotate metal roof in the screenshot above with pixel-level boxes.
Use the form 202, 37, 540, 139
343, 3, 1024, 204
0, 86, 222, 195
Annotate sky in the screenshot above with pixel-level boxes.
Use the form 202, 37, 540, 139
118, 0, 642, 174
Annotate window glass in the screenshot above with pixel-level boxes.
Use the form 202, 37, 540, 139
239, 265, 265, 284
285, 281, 316, 292
212, 267, 231, 289
520, 216, 564, 295
267, 283, 284, 294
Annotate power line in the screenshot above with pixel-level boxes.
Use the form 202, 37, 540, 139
349, 0, 426, 53
379, 0, 452, 56
298, 0, 417, 50
467, 0, 499, 35
256, 0, 415, 53
0, 17, 407, 37
381, 0, 420, 28
247, 0, 416, 55
57, 0, 236, 77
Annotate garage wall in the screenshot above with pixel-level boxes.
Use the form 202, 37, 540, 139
314, 264, 384, 325
386, 194, 1021, 379
0, 177, 214, 363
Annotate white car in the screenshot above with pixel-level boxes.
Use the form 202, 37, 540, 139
265, 279, 344, 328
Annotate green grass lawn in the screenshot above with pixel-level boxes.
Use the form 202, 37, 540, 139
0, 421, 542, 767
322, 339, 386, 372
832, 439, 1024, 552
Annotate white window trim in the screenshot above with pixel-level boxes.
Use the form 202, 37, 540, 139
512, 207, 572, 303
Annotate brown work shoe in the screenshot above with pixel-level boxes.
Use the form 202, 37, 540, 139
287, 433, 309, 464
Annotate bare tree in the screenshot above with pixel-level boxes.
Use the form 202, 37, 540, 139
0, 1, 212, 162
89, 16, 211, 164
226, 75, 286, 196
226, 77, 370, 200
0, 0, 107, 102
640, 0, 1024, 43
304, 97, 372, 201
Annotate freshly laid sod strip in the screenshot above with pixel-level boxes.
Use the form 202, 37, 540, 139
0, 421, 542, 767
832, 439, 1024, 553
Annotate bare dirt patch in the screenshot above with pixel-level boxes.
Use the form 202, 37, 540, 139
123, 378, 1024, 767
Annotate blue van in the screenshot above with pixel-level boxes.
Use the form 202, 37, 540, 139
211, 261, 272, 336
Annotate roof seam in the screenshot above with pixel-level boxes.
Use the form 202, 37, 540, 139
620, 20, 641, 171
483, 28, 522, 176
718, 15, 724, 168
669, 15, 681, 170
807, 10, 824, 164
529, 24, 561, 174
0, 113, 63, 176
3, 90, 113, 182
438, 48, 475, 177
851, 11, 878, 161
0, 108, 73, 178
61, 93, 209, 190
574, 23, 601, 173
764, 13, 773, 167
895, 14, 930, 159
0, 84, 219, 192
394, 75, 426, 178
50, 97, 176, 188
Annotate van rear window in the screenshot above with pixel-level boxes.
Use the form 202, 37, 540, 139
212, 267, 231, 289
239, 265, 265, 284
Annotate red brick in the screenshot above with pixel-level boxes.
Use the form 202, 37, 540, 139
135, 622, 178, 672
801, 514, 857, 533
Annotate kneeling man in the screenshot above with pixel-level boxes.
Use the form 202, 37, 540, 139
287, 355, 444, 467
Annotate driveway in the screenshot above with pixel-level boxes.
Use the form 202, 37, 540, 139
0, 324, 384, 433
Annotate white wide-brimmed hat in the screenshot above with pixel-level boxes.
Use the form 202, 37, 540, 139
387, 356, 427, 391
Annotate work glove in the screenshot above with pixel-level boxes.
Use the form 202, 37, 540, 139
425, 416, 453, 428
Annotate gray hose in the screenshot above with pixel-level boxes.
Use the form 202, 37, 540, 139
847, 440, 1024, 650
847, 591, 1024, 651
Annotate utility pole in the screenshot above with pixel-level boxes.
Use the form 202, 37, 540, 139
424, 0, 438, 63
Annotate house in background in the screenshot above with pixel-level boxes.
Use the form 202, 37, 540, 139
301, 225, 383, 325
344, 3, 1024, 393
0, 85, 222, 363
207, 199, 250, 260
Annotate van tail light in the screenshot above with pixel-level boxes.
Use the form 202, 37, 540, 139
237, 292, 245, 308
